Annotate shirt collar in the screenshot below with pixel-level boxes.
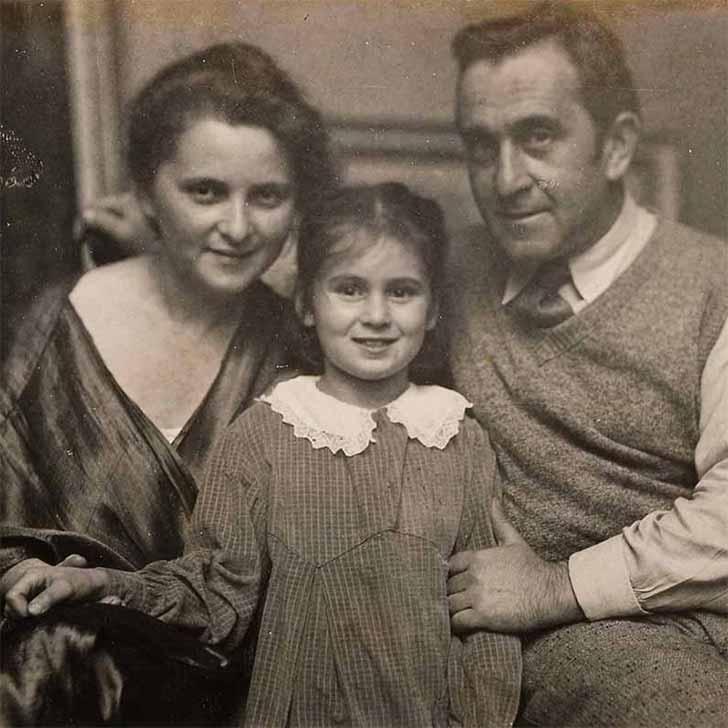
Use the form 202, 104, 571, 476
502, 193, 655, 305
259, 375, 472, 456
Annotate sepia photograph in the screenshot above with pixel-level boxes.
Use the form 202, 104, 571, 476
1, 0, 727, 725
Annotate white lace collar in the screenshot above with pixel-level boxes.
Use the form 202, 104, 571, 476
259, 375, 472, 456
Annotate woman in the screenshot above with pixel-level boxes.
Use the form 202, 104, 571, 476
0, 41, 336, 724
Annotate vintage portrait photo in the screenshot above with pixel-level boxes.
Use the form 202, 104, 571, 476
1, 1, 727, 725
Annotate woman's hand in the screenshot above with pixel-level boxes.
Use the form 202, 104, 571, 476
0, 554, 87, 599
3, 562, 110, 619
77, 191, 155, 257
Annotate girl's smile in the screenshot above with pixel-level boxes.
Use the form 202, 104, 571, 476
304, 234, 437, 409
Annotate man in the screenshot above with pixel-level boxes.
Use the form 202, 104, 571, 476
445, 2, 728, 725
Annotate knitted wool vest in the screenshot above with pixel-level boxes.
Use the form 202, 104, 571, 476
448, 219, 728, 561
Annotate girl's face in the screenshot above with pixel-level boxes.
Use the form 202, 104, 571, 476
303, 234, 437, 408
141, 117, 296, 297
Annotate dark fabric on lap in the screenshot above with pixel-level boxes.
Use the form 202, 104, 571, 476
519, 614, 728, 728
1, 606, 246, 726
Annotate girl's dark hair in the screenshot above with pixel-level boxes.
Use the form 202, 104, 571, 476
294, 182, 450, 382
126, 42, 338, 217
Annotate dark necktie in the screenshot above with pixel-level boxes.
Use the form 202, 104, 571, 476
509, 259, 574, 328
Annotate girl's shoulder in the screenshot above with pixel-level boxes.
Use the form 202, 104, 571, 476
230, 397, 285, 435
212, 399, 287, 474
387, 384, 473, 450
255, 376, 376, 457
246, 377, 483, 456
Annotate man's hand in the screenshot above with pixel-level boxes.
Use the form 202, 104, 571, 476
447, 499, 584, 633
77, 191, 155, 255
3, 562, 110, 619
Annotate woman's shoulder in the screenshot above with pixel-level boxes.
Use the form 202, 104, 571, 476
70, 257, 148, 316
69, 257, 157, 350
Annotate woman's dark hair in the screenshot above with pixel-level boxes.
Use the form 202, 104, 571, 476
126, 42, 338, 217
294, 182, 450, 382
453, 1, 641, 136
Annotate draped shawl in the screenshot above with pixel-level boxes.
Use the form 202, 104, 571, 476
0, 277, 292, 573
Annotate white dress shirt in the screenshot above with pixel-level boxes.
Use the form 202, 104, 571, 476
503, 194, 728, 620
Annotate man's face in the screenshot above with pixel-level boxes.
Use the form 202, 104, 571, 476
457, 38, 616, 268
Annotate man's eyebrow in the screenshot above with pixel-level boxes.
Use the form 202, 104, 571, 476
509, 115, 561, 133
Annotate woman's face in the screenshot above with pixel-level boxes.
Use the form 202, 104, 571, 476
142, 117, 296, 297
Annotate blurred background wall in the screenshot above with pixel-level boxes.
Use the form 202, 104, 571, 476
2, 0, 727, 346
113, 0, 728, 238
1, 0, 77, 345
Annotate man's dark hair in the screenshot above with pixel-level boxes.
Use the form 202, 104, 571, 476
452, 1, 641, 134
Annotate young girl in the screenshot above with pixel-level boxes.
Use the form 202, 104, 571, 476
6, 183, 521, 727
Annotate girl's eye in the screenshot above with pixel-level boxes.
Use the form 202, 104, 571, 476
389, 286, 416, 299
334, 281, 365, 298
388, 279, 424, 300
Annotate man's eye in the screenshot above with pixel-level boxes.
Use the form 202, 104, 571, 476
523, 128, 554, 150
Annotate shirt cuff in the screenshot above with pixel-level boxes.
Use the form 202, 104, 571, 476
568, 535, 646, 620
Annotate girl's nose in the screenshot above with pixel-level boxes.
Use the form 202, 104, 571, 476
218, 198, 249, 242
361, 293, 391, 326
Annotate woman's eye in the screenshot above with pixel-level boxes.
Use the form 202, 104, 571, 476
251, 186, 288, 209
186, 182, 222, 204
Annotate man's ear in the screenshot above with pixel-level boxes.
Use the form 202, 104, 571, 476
426, 299, 440, 332
601, 111, 641, 182
294, 291, 315, 327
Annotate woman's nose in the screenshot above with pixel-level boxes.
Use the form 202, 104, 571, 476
218, 198, 249, 242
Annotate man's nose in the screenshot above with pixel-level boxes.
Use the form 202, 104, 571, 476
361, 293, 390, 326
219, 198, 249, 242
494, 142, 531, 198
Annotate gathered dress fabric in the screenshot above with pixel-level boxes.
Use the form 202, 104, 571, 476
0, 277, 292, 725
108, 380, 522, 727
